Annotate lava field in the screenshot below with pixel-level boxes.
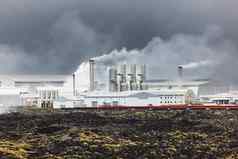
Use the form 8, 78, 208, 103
0, 110, 238, 159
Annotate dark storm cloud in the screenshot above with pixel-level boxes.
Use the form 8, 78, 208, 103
0, 0, 237, 77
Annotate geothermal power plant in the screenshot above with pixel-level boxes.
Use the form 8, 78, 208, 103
0, 59, 237, 111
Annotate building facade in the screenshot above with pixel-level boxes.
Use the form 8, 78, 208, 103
0, 75, 68, 107
83, 89, 194, 107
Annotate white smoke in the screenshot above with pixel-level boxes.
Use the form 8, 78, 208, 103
62, 62, 90, 96
68, 26, 236, 93
181, 60, 215, 69
86, 27, 231, 80
92, 48, 142, 65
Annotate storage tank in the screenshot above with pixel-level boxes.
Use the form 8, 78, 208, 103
136, 64, 146, 90
126, 64, 136, 90
126, 64, 136, 75
126, 64, 136, 80
109, 67, 117, 82
117, 64, 126, 78
109, 67, 117, 92
117, 64, 126, 91
136, 64, 146, 81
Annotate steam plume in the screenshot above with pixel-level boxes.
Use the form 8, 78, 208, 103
67, 26, 238, 94
181, 60, 215, 69
80, 27, 233, 81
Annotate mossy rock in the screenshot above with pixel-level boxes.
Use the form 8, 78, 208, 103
0, 140, 31, 159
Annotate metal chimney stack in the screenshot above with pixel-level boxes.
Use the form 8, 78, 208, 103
89, 59, 95, 92
178, 65, 183, 80
73, 73, 76, 96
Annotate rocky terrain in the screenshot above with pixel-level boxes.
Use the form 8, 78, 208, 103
0, 109, 238, 158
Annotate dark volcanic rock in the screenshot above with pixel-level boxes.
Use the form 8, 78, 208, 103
0, 110, 237, 158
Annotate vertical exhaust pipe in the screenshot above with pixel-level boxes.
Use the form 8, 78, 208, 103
89, 59, 95, 92
178, 65, 183, 80
73, 73, 76, 96
178, 65, 183, 88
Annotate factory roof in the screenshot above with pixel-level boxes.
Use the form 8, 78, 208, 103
0, 75, 69, 82
37, 86, 61, 91
144, 80, 209, 86
201, 91, 238, 99
83, 89, 189, 98
0, 88, 21, 95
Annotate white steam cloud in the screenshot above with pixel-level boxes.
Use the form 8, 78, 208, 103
181, 60, 215, 69
92, 48, 141, 65
84, 26, 232, 80
70, 26, 237, 93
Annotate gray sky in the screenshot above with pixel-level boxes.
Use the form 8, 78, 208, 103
0, 0, 237, 82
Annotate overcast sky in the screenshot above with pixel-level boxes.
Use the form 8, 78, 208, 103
0, 0, 237, 82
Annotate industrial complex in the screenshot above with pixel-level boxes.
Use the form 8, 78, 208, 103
0, 59, 237, 110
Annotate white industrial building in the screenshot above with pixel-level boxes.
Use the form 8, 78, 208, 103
0, 88, 21, 107
0, 75, 69, 108
200, 91, 238, 104
37, 86, 60, 108
0, 60, 236, 109
85, 63, 237, 106
82, 89, 194, 107
143, 79, 209, 96
0, 75, 67, 88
